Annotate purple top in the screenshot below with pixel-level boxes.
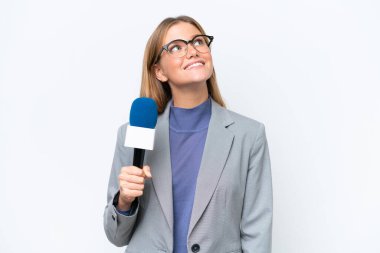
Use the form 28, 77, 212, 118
169, 97, 211, 253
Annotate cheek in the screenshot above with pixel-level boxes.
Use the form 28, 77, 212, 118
206, 53, 213, 68
206, 56, 214, 74
165, 59, 183, 75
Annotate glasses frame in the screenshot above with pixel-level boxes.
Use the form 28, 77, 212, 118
154, 34, 214, 64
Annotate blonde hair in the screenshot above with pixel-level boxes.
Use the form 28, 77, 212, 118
139, 15, 225, 114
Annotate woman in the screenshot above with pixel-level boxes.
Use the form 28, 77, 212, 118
104, 15, 273, 253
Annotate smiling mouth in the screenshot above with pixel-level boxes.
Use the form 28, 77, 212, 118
184, 61, 205, 70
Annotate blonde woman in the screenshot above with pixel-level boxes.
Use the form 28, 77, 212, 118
104, 15, 273, 253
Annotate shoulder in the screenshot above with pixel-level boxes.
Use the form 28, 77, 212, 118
118, 122, 129, 132
222, 107, 266, 142
226, 109, 263, 130
211, 99, 267, 143
115, 122, 129, 143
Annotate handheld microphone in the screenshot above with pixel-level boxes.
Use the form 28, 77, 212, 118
124, 97, 158, 169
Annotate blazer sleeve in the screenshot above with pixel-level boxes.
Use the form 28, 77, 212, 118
241, 123, 273, 253
103, 124, 140, 247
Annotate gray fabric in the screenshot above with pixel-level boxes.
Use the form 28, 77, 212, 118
103, 99, 273, 253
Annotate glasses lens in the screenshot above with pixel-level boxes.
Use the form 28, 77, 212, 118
192, 36, 211, 53
165, 35, 212, 59
167, 40, 187, 57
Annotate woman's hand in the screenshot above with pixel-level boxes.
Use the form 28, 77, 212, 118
117, 165, 152, 211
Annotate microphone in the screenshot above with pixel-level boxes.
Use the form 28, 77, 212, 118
124, 97, 158, 169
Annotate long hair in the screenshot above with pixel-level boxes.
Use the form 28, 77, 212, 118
140, 15, 225, 114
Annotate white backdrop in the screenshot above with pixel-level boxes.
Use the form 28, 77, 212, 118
1, 0, 379, 252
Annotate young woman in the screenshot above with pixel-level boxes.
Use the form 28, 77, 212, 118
104, 15, 273, 253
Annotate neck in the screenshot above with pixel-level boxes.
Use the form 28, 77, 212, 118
170, 82, 209, 108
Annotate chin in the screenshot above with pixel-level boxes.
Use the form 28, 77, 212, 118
187, 78, 209, 85
187, 73, 211, 83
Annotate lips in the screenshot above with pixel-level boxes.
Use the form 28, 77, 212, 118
184, 60, 205, 70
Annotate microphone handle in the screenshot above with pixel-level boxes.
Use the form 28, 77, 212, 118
133, 148, 145, 169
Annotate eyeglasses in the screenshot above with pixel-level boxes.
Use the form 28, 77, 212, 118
155, 34, 214, 63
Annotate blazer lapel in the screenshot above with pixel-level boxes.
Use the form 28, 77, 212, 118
146, 102, 174, 232
188, 99, 235, 234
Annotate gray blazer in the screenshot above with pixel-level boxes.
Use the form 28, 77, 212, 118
104, 99, 273, 253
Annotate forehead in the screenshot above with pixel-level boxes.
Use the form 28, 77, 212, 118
163, 22, 202, 44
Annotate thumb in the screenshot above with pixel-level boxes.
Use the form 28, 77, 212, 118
143, 165, 152, 178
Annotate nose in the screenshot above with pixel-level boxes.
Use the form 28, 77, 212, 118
186, 43, 198, 58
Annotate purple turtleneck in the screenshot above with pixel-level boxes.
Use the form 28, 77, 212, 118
169, 97, 211, 253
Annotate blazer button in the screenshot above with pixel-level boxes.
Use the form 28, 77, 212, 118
191, 244, 200, 252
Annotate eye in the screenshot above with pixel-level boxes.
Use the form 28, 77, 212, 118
168, 41, 185, 53
193, 37, 206, 46
169, 45, 180, 53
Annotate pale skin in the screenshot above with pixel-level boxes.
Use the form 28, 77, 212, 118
117, 21, 214, 211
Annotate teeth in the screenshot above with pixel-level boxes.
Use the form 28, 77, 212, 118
186, 62, 203, 69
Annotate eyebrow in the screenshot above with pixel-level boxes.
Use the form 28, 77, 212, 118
164, 34, 201, 44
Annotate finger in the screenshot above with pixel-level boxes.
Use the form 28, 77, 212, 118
121, 166, 144, 176
121, 182, 144, 191
121, 189, 143, 198
119, 173, 145, 184
125, 174, 145, 184
143, 165, 152, 178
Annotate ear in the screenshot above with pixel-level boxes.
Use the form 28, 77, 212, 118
153, 64, 169, 82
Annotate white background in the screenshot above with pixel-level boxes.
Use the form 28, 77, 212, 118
1, 0, 379, 252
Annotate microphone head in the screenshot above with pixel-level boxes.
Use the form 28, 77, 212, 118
130, 97, 158, 129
